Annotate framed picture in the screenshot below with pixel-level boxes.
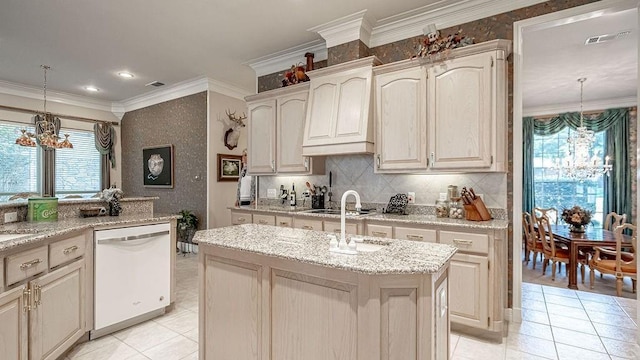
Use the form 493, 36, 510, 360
143, 145, 174, 188
217, 153, 242, 182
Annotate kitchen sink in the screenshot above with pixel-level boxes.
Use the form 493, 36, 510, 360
303, 208, 374, 217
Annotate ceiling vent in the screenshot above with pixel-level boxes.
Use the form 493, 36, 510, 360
145, 81, 165, 87
585, 30, 632, 45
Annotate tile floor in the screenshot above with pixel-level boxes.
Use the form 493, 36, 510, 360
65, 251, 639, 360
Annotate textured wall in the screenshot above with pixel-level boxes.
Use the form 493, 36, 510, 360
121, 92, 207, 228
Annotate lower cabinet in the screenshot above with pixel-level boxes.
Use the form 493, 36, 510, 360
293, 218, 323, 231
0, 285, 28, 360
253, 214, 275, 226
448, 254, 488, 328
323, 221, 360, 236
231, 211, 252, 225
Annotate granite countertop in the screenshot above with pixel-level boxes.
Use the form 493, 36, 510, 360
193, 224, 457, 275
230, 205, 509, 229
0, 213, 178, 253
0, 197, 159, 209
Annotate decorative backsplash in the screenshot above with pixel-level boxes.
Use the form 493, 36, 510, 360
258, 155, 507, 209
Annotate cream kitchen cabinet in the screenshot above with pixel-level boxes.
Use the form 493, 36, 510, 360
246, 84, 324, 175
0, 285, 28, 360
303, 57, 381, 156
323, 220, 360, 236
428, 41, 509, 172
253, 214, 275, 226
293, 218, 323, 231
374, 64, 428, 172
231, 211, 252, 225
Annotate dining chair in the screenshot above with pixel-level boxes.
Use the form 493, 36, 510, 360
537, 216, 586, 282
534, 207, 558, 225
603, 211, 627, 231
522, 212, 543, 268
589, 223, 637, 297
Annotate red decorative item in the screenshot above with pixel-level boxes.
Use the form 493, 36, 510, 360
282, 62, 310, 87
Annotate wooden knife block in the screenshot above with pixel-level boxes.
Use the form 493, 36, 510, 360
463, 197, 492, 221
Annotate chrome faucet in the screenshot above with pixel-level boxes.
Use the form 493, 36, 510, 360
339, 190, 362, 249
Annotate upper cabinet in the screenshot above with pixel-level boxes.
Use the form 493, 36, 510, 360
302, 57, 382, 156
246, 84, 324, 175
373, 39, 510, 173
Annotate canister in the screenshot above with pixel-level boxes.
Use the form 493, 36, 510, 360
28, 197, 59, 222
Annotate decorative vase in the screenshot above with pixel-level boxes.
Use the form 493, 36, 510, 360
569, 224, 585, 233
108, 199, 122, 216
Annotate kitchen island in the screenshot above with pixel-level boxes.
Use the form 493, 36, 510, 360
194, 224, 457, 360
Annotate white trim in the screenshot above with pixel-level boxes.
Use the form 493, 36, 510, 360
523, 96, 638, 117
307, 9, 375, 48
513, 0, 640, 328
244, 40, 328, 77
114, 76, 251, 113
0, 80, 114, 113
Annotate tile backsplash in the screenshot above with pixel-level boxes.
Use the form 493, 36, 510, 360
258, 155, 507, 209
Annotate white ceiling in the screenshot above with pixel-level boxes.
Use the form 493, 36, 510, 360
0, 1, 635, 112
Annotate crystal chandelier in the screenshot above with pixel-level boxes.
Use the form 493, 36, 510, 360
15, 65, 73, 149
554, 78, 612, 179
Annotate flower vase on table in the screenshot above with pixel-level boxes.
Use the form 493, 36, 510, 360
569, 224, 585, 233
561, 206, 592, 234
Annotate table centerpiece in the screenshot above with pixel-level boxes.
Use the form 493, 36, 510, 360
561, 205, 592, 233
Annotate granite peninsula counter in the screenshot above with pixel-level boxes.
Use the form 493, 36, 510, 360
194, 224, 456, 360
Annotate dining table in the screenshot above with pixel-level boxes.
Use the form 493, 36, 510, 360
548, 224, 634, 290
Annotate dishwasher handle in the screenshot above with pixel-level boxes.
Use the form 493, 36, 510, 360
97, 230, 170, 244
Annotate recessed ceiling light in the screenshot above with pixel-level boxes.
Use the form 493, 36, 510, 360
84, 86, 99, 92
118, 71, 134, 78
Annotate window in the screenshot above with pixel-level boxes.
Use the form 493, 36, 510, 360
532, 127, 606, 226
55, 128, 102, 197
0, 121, 39, 201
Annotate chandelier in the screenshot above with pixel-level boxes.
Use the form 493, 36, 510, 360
15, 65, 73, 149
554, 78, 612, 179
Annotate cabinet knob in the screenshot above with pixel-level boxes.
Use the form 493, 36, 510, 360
304, 158, 309, 170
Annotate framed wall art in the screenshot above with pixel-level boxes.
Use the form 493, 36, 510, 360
143, 144, 174, 188
217, 153, 242, 182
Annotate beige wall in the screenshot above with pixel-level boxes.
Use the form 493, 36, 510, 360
207, 91, 247, 228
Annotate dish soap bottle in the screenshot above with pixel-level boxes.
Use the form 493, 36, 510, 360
289, 183, 297, 210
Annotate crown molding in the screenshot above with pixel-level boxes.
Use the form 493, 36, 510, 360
114, 76, 252, 113
0, 79, 114, 113
523, 96, 637, 117
308, 9, 375, 48
244, 40, 328, 77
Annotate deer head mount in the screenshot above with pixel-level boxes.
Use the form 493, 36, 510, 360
223, 109, 247, 150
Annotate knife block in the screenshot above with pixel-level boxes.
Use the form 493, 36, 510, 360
463, 197, 492, 221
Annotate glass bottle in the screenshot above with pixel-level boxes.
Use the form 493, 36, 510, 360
449, 200, 464, 219
435, 200, 449, 218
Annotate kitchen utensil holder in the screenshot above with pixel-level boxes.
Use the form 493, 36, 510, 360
311, 194, 325, 209
463, 197, 492, 221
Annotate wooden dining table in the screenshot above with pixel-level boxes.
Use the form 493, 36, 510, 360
548, 224, 634, 290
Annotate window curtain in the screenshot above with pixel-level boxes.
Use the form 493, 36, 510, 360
94, 123, 115, 190
522, 108, 630, 220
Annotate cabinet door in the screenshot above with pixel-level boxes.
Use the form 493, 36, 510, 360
231, 211, 252, 225
0, 286, 28, 360
428, 52, 493, 169
448, 253, 488, 329
277, 91, 309, 173
335, 72, 370, 142
375, 67, 428, 171
29, 259, 85, 360
304, 79, 337, 144
435, 277, 449, 360
293, 218, 323, 231
247, 99, 277, 174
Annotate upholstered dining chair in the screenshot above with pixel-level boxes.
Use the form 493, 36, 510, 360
537, 216, 587, 282
522, 212, 543, 268
589, 223, 637, 297
603, 211, 627, 231
534, 207, 558, 224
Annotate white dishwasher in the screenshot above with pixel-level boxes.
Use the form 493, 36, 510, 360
92, 223, 171, 337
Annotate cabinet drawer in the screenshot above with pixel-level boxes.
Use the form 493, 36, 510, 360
253, 214, 276, 226
49, 234, 86, 268
395, 226, 436, 243
276, 216, 293, 227
440, 231, 488, 254
323, 221, 359, 236
293, 218, 323, 231
366, 224, 393, 239
6, 246, 48, 285
231, 212, 252, 225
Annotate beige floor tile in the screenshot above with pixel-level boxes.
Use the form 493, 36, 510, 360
521, 308, 550, 325
66, 335, 122, 358
453, 336, 506, 359
551, 327, 606, 353
581, 299, 628, 316
548, 314, 597, 335
592, 322, 638, 343
505, 348, 556, 360
509, 320, 553, 341
522, 282, 544, 293
545, 303, 588, 319
183, 328, 198, 342
142, 335, 198, 360
69, 341, 139, 360
600, 337, 640, 359
588, 311, 637, 330
155, 308, 198, 334
179, 352, 198, 360
522, 298, 548, 312
505, 332, 558, 360
615, 297, 637, 307
543, 294, 583, 309
541, 286, 578, 299
124, 354, 150, 360
554, 343, 610, 360
113, 321, 181, 352
522, 290, 546, 302
575, 290, 620, 304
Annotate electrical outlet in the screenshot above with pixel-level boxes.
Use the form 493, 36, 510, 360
407, 192, 415, 204
439, 193, 447, 201
267, 188, 277, 199
4, 212, 18, 223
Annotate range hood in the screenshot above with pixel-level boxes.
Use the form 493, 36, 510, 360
302, 56, 381, 156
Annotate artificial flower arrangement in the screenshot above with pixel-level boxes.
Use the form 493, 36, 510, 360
561, 205, 592, 230
282, 63, 310, 87
100, 186, 123, 216
413, 28, 475, 60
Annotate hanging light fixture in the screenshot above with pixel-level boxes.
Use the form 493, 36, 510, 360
15, 65, 73, 149
554, 78, 612, 179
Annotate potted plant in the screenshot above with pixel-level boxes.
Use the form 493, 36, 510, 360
177, 209, 199, 244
